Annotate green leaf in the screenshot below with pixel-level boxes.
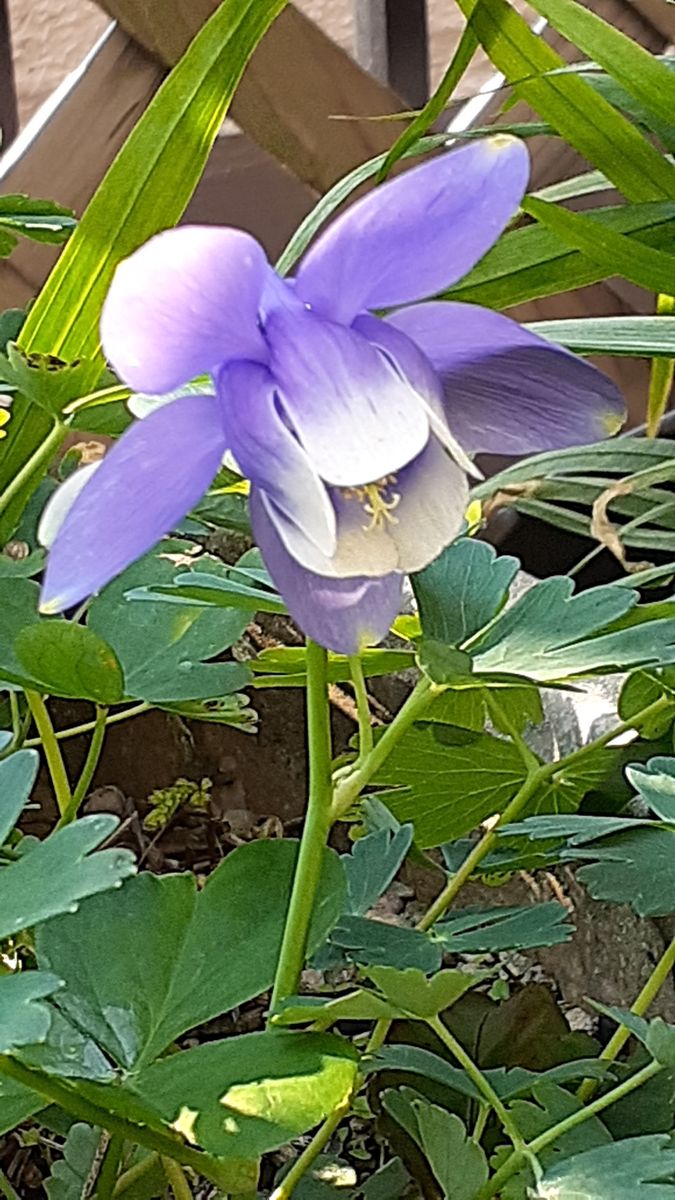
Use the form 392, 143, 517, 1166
0, 1076, 46, 1135
272, 990, 398, 1027
15, 621, 125, 704
412, 539, 518, 646
369, 1044, 611, 1102
88, 543, 250, 703
534, 1135, 675, 1199
0, 747, 38, 843
619, 672, 675, 740
445, 202, 675, 309
365, 967, 480, 1019
503, 815, 675, 917
525, 0, 675, 135
625, 756, 675, 820
0, 0, 285, 538
496, 1082, 612, 1197
372, 723, 529, 848
525, 316, 675, 358
36, 839, 345, 1070
435, 902, 573, 954
250, 646, 416, 687
0, 549, 44, 578
417, 641, 473, 685
44, 1123, 100, 1200
125, 1030, 357, 1159
470, 577, 675, 681
132, 567, 288, 617
0, 195, 75, 258
0, 972, 62, 1052
455, 0, 675, 201
329, 916, 442, 974
0, 345, 100, 416
342, 824, 413, 915
0, 577, 42, 687
0, 814, 135, 939
523, 196, 675, 296
384, 1091, 488, 1200
647, 1018, 675, 1069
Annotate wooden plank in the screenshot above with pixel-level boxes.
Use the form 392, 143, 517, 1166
91, 1, 402, 190
355, 0, 429, 107
0, 0, 18, 149
631, 0, 675, 44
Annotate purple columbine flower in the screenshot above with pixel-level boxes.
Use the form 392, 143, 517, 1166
41, 137, 624, 653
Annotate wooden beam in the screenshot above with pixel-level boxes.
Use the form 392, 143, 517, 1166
0, 0, 18, 150
355, 0, 429, 108
90, 1, 402, 191
630, 0, 675, 44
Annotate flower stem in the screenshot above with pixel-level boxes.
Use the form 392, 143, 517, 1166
57, 705, 108, 828
269, 1098, 351, 1200
25, 691, 72, 818
112, 1155, 159, 1197
23, 701, 150, 748
0, 419, 66, 519
0, 1168, 19, 1200
331, 675, 439, 820
427, 1016, 530, 1159
348, 655, 373, 761
161, 1158, 193, 1200
475, 1060, 662, 1199
579, 932, 675, 1102
0, 1056, 236, 1191
647, 294, 675, 437
94, 1135, 123, 1200
270, 640, 333, 1012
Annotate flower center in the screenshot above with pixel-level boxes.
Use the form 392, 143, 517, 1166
342, 475, 401, 533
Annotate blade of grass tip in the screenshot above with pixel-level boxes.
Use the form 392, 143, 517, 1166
647, 296, 675, 438
376, 7, 482, 181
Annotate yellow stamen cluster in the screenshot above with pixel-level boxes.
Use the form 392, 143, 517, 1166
342, 474, 401, 532
0, 410, 10, 440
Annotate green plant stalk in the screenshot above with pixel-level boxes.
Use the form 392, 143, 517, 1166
94, 1135, 123, 1200
161, 1158, 193, 1200
427, 1016, 530, 1159
647, 294, 675, 437
0, 1167, 19, 1200
269, 640, 333, 1012
331, 675, 440, 820
0, 1056, 251, 1192
57, 705, 108, 828
25, 691, 72, 817
8, 693, 20, 743
268, 1097, 351, 1200
477, 1059, 663, 1199
579, 932, 675, 1102
23, 701, 150, 748
420, 693, 670, 929
112, 1154, 159, 1197
349, 654, 373, 761
0, 418, 66, 521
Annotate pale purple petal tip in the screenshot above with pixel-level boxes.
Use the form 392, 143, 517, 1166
295, 136, 530, 324
41, 394, 227, 613
100, 226, 271, 394
389, 301, 626, 455
251, 489, 404, 654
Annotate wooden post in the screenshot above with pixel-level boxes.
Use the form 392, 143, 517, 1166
355, 0, 429, 107
0, 0, 18, 150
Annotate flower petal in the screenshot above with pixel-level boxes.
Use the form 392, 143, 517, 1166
218, 359, 336, 556
41, 394, 226, 612
38, 462, 101, 549
100, 226, 270, 394
388, 301, 626, 455
295, 136, 530, 324
266, 306, 429, 487
250, 489, 404, 654
263, 434, 468, 578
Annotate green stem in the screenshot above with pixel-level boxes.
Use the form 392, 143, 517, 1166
57, 705, 108, 828
268, 1098, 351, 1200
647, 294, 675, 438
0, 419, 66, 520
112, 1155, 159, 1197
23, 701, 150, 748
427, 1016, 529, 1158
331, 675, 439, 820
0, 1057, 235, 1191
8, 693, 20, 743
270, 641, 333, 1012
94, 1135, 123, 1200
484, 692, 540, 772
579, 933, 675, 1102
0, 1168, 19, 1200
477, 1060, 662, 1199
25, 691, 72, 817
349, 655, 373, 761
161, 1158, 194, 1200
